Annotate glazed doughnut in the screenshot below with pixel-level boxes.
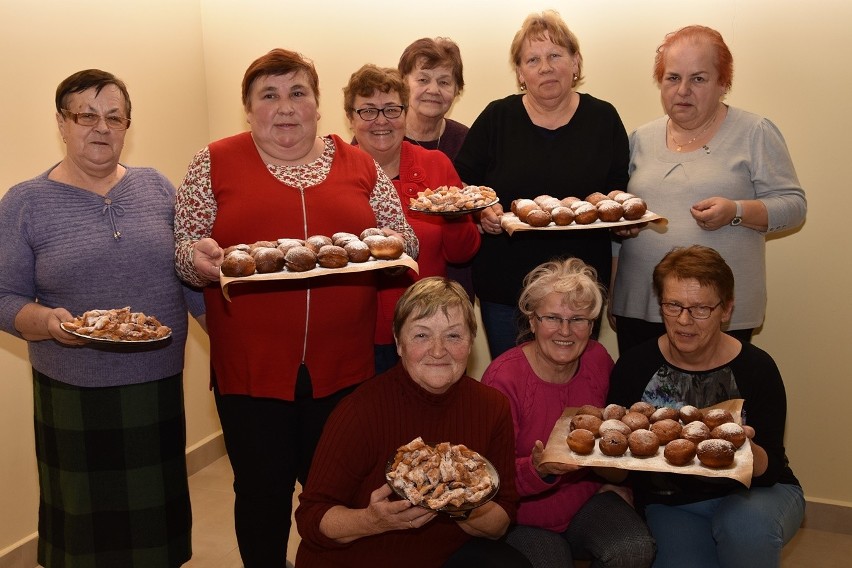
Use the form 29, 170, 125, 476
363, 235, 404, 260
343, 240, 371, 263
650, 418, 682, 444
305, 235, 333, 254
599, 419, 633, 437
711, 422, 747, 449
629, 401, 656, 418
621, 411, 650, 431
679, 405, 703, 424
570, 414, 603, 436
628, 429, 660, 457
650, 407, 680, 423
220, 250, 256, 277
284, 245, 317, 272
317, 245, 349, 268
602, 403, 627, 421
550, 206, 575, 226
525, 208, 552, 227
598, 430, 628, 457
697, 439, 736, 468
223, 243, 250, 256
360, 227, 384, 240
584, 192, 609, 205
681, 420, 711, 444
576, 405, 604, 420
703, 409, 734, 430
253, 247, 285, 273
573, 203, 599, 225
622, 197, 648, 220
596, 199, 624, 222
567, 429, 596, 455
664, 438, 697, 466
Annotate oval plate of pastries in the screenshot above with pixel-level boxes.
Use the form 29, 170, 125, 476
60, 307, 172, 343
500, 191, 665, 235
539, 399, 754, 487
408, 185, 498, 215
385, 437, 500, 518
218, 228, 419, 301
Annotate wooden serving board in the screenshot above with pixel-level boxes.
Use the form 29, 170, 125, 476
500, 211, 665, 236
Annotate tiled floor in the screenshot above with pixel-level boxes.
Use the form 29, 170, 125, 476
185, 455, 852, 568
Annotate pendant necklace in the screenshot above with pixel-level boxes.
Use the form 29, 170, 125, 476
409, 119, 443, 149
668, 108, 719, 152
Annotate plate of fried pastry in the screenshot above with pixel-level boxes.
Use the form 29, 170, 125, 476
385, 437, 499, 517
61, 307, 172, 343
408, 185, 498, 215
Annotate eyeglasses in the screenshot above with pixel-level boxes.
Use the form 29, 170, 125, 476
660, 301, 722, 320
352, 105, 406, 121
61, 109, 131, 130
533, 313, 593, 332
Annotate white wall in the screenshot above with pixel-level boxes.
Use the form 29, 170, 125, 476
1, 0, 850, 556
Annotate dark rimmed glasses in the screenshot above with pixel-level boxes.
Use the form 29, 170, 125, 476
352, 105, 406, 121
61, 109, 131, 130
660, 301, 722, 320
533, 313, 593, 332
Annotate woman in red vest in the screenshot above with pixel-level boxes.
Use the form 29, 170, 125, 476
174, 48, 418, 567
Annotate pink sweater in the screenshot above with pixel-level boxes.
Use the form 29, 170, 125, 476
481, 340, 613, 532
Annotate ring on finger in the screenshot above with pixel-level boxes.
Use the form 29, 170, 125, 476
408, 520, 414, 528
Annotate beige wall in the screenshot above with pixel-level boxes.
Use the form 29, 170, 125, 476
1, 0, 850, 555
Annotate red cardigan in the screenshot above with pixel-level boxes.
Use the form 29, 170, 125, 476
375, 142, 481, 344
203, 133, 379, 400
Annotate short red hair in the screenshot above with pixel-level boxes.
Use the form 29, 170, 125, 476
653, 25, 734, 92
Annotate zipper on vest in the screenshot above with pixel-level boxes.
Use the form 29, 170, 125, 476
300, 188, 310, 363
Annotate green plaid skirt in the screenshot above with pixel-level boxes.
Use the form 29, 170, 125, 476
33, 370, 192, 568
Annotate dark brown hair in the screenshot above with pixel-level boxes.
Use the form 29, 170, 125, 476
397, 37, 465, 94
343, 64, 409, 119
55, 69, 131, 119
241, 48, 319, 109
652, 245, 735, 305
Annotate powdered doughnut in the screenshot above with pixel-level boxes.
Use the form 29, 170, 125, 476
276, 238, 305, 256
223, 243, 250, 256
305, 235, 333, 253
598, 431, 628, 457
363, 235, 404, 260
537, 197, 563, 213
679, 405, 703, 424
573, 203, 599, 225
576, 405, 604, 420
550, 206, 575, 226
331, 232, 360, 247
567, 429, 596, 455
664, 438, 697, 466
599, 419, 632, 437
602, 404, 627, 421
533, 194, 556, 207
596, 199, 624, 222
316, 245, 348, 268
343, 240, 370, 263
607, 190, 627, 200
570, 414, 603, 436
622, 197, 647, 220
359, 227, 384, 240
584, 192, 609, 205
525, 208, 552, 227
621, 411, 650, 431
711, 422, 747, 449
220, 250, 256, 277
560, 196, 580, 207
253, 247, 285, 273
697, 439, 736, 468
650, 418, 683, 444
284, 245, 317, 272
249, 240, 278, 252
681, 421, 711, 444
703, 409, 734, 430
613, 192, 637, 204
630, 402, 656, 418
511, 198, 538, 216
650, 407, 680, 423
628, 429, 660, 457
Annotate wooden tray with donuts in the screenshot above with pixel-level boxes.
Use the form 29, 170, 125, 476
499, 191, 665, 236
539, 399, 754, 487
218, 229, 419, 301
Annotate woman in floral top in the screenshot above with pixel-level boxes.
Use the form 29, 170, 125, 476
173, 48, 417, 568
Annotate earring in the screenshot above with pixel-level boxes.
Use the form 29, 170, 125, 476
573, 74, 578, 81
520, 82, 527, 91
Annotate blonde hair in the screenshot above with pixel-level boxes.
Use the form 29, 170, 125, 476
393, 277, 476, 340
510, 10, 584, 89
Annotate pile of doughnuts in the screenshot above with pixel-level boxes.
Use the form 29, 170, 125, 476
566, 402, 745, 468
409, 185, 497, 213
220, 228, 404, 277
510, 191, 648, 227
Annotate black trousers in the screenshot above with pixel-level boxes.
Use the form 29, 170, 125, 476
213, 365, 355, 568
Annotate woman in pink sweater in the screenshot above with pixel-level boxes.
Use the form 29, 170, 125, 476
482, 258, 655, 567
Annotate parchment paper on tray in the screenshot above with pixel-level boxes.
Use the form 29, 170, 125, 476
219, 254, 418, 301
500, 211, 665, 236
540, 399, 753, 487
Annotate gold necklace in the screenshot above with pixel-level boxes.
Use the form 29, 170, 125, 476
408, 119, 443, 149
668, 108, 719, 152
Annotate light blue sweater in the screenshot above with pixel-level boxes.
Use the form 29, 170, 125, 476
0, 166, 204, 387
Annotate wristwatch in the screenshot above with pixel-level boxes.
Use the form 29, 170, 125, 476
730, 201, 743, 226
